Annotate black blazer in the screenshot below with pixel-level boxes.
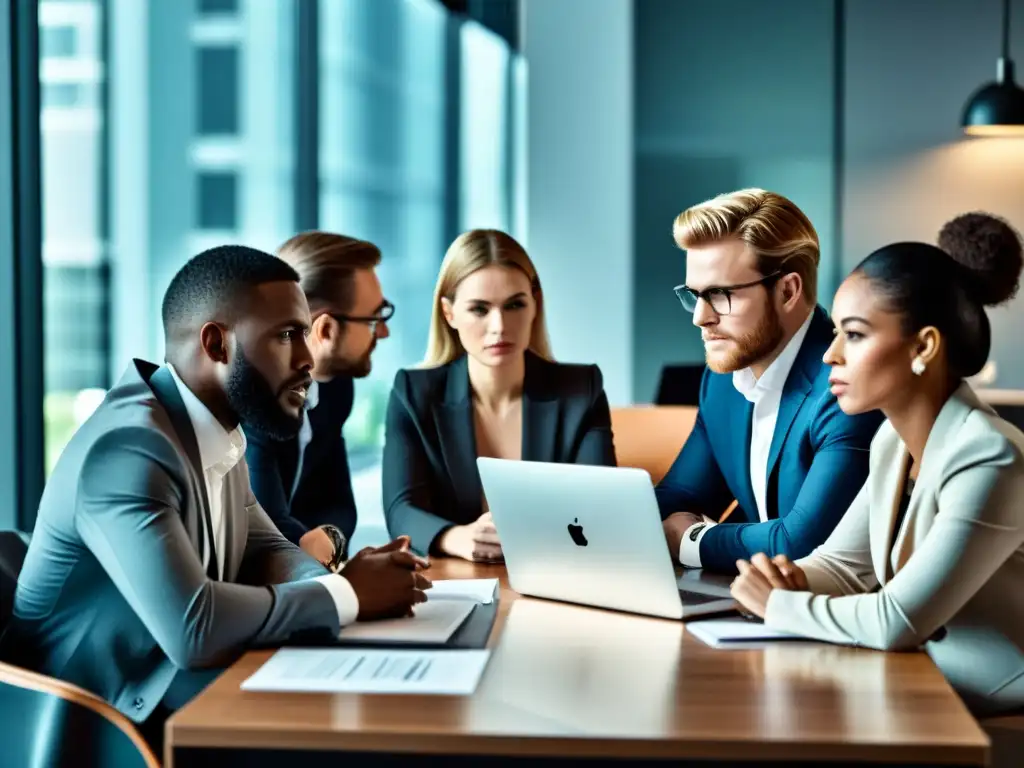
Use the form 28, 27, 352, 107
382, 352, 617, 555
245, 376, 358, 552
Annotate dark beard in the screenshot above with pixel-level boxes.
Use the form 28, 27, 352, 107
226, 343, 305, 441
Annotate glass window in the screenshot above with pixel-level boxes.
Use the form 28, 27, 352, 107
196, 46, 241, 136
40, 24, 78, 58
39, 0, 105, 475
40, 0, 297, 472
196, 171, 239, 230
318, 0, 523, 548
37, 0, 523, 523
42, 81, 85, 108
318, 0, 448, 461
460, 20, 511, 232
198, 0, 239, 14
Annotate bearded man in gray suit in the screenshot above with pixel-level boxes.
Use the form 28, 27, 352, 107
2, 245, 431, 747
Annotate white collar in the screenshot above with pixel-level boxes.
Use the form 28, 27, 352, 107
166, 363, 247, 473
732, 311, 814, 402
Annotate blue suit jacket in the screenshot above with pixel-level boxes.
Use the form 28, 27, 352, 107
655, 306, 883, 573
245, 376, 357, 553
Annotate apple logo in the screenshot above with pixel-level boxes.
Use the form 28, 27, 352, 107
567, 518, 588, 546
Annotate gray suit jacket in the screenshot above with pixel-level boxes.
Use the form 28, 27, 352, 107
2, 361, 339, 722
765, 384, 1024, 715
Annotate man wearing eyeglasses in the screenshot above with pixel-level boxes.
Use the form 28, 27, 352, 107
246, 232, 394, 569
658, 189, 882, 574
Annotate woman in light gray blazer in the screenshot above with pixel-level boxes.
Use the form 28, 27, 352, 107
730, 212, 1024, 716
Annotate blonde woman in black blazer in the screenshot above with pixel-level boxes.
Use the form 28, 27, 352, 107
382, 230, 616, 560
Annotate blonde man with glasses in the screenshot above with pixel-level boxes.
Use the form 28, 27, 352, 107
658, 189, 882, 574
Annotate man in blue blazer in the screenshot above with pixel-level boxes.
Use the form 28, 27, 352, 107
246, 232, 393, 570
658, 189, 883, 574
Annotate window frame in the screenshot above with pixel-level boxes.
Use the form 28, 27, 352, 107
1, 0, 45, 531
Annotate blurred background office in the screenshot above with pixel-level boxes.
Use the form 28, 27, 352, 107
3, 0, 1024, 548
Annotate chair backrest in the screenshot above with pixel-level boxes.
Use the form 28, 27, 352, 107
0, 661, 161, 768
0, 531, 160, 766
0, 530, 28, 633
981, 713, 1024, 768
977, 389, 1024, 434
610, 406, 697, 485
655, 364, 706, 406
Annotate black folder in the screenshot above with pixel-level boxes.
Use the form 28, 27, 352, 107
285, 590, 500, 651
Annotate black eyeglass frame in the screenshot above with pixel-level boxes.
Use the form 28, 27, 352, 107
672, 271, 787, 316
328, 298, 395, 333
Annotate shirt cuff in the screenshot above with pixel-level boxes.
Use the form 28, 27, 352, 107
763, 585, 788, 626
313, 574, 360, 627
678, 521, 716, 568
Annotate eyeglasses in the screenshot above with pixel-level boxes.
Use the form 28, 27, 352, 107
329, 299, 395, 334
673, 272, 785, 316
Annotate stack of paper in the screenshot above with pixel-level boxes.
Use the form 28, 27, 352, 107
428, 578, 498, 604
241, 648, 491, 695
686, 618, 808, 648
335, 578, 498, 646
338, 599, 475, 645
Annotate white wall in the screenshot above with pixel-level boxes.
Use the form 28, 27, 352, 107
520, 0, 634, 405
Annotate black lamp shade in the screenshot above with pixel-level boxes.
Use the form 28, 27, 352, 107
962, 0, 1024, 139
962, 79, 1024, 136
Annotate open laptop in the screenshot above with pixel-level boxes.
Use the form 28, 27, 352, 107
476, 458, 738, 620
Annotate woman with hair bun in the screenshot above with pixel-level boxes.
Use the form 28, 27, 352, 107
730, 212, 1024, 715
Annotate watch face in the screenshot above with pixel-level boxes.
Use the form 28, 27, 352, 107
688, 523, 705, 541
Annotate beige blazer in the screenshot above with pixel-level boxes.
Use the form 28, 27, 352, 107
764, 384, 1024, 715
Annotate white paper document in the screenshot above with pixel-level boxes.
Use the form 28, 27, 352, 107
686, 618, 808, 648
428, 578, 498, 604
337, 598, 475, 645
241, 648, 492, 695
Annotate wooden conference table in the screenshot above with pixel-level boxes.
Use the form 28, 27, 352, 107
165, 559, 989, 767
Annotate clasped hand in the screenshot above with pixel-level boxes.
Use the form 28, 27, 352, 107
729, 553, 808, 619
342, 535, 433, 620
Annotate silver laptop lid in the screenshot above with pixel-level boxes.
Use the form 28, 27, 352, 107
477, 458, 687, 620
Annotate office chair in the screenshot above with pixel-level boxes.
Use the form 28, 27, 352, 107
0, 530, 161, 768
981, 713, 1024, 768
610, 405, 696, 485
655, 364, 705, 406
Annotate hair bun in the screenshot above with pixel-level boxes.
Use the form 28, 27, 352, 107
938, 212, 1024, 307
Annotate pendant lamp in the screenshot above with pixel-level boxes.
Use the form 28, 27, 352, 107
962, 0, 1024, 136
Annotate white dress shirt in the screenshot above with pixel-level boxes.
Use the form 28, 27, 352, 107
289, 379, 320, 503
167, 366, 358, 625
679, 312, 814, 568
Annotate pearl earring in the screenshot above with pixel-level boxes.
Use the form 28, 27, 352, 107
911, 357, 926, 376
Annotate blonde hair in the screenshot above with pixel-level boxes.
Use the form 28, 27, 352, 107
673, 188, 820, 302
276, 231, 381, 314
423, 229, 553, 367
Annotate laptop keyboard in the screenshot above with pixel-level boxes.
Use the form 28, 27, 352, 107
678, 589, 729, 605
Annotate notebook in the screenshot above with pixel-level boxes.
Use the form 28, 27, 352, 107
338, 600, 476, 645
686, 617, 809, 648
336, 579, 497, 645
